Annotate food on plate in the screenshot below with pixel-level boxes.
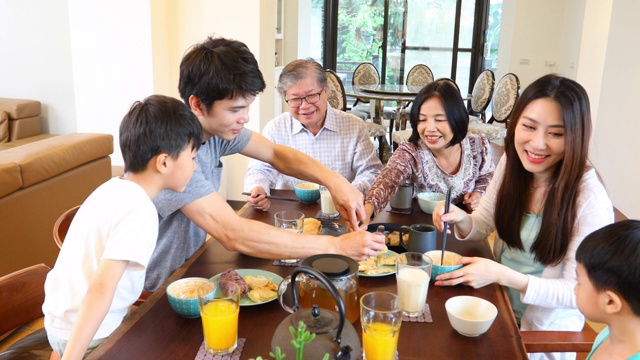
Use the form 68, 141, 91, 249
358, 257, 377, 272
303, 218, 322, 235
362, 267, 394, 275
247, 288, 277, 303
218, 268, 249, 296
244, 275, 277, 291
358, 251, 397, 274
385, 231, 408, 246
243, 274, 278, 303
376, 252, 397, 266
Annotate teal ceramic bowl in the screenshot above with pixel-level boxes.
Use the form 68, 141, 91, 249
417, 192, 446, 214
294, 182, 321, 204
424, 250, 463, 280
166, 277, 212, 318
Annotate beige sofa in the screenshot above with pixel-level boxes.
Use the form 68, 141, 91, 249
0, 98, 114, 276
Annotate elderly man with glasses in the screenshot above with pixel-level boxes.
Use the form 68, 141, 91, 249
244, 59, 383, 211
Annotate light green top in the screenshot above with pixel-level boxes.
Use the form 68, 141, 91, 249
499, 213, 544, 323
587, 326, 640, 359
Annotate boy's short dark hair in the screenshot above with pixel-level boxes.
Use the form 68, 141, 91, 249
178, 36, 266, 112
119, 95, 203, 173
576, 220, 640, 316
408, 79, 468, 147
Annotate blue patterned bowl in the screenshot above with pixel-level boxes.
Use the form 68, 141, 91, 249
166, 277, 212, 318
294, 182, 321, 204
424, 250, 463, 280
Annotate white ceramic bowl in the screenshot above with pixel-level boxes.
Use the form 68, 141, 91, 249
417, 192, 446, 214
445, 296, 498, 337
424, 250, 463, 280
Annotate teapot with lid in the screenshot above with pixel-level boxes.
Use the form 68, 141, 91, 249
272, 266, 360, 360
278, 254, 359, 323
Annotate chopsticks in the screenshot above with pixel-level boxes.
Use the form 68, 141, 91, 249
241, 192, 298, 202
441, 187, 453, 266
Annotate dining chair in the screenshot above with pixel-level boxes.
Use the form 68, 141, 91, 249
0, 263, 52, 359
398, 64, 435, 130
488, 72, 520, 125
326, 69, 388, 162
467, 72, 520, 142
52, 205, 152, 306
521, 323, 597, 360
467, 69, 495, 122
351, 62, 380, 110
405, 64, 434, 87
53, 205, 80, 249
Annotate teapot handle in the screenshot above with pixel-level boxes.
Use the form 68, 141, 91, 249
291, 266, 347, 345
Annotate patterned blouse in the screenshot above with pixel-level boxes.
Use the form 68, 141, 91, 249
365, 133, 495, 215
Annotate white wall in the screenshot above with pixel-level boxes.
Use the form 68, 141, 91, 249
590, 1, 640, 219
67, 0, 155, 166
0, 0, 76, 135
497, 0, 638, 218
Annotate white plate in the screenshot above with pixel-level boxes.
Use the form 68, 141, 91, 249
211, 269, 283, 306
358, 250, 398, 277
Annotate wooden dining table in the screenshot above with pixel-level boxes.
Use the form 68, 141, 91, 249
88, 188, 526, 360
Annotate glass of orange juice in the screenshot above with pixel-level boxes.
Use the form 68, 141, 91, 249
197, 280, 241, 355
360, 291, 403, 360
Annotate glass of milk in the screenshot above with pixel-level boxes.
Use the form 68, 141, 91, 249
396, 252, 433, 316
319, 186, 339, 217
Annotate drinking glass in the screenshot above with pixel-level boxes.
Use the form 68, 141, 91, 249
198, 280, 241, 355
396, 252, 432, 316
274, 210, 305, 262
319, 186, 339, 216
360, 291, 403, 360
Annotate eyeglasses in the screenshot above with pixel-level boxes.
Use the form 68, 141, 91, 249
285, 90, 323, 108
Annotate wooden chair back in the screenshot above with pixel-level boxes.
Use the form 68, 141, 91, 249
522, 323, 597, 358
325, 69, 347, 111
53, 205, 80, 249
0, 264, 50, 336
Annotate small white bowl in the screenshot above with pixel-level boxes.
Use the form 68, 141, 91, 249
417, 192, 446, 214
445, 296, 498, 337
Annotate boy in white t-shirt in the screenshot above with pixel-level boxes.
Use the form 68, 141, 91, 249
42, 95, 202, 360
575, 220, 640, 360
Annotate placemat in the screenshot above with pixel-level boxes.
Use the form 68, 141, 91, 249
402, 304, 433, 323
195, 338, 246, 360
273, 259, 301, 267
387, 207, 412, 215
315, 210, 341, 220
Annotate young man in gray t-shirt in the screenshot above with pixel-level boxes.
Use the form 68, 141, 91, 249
145, 36, 385, 291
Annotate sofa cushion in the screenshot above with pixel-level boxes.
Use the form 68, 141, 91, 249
0, 98, 41, 120
0, 133, 113, 188
0, 162, 21, 198
0, 112, 7, 144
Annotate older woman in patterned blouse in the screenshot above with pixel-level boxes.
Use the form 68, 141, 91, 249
364, 79, 495, 222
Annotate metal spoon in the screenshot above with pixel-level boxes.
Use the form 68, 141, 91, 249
441, 187, 453, 266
